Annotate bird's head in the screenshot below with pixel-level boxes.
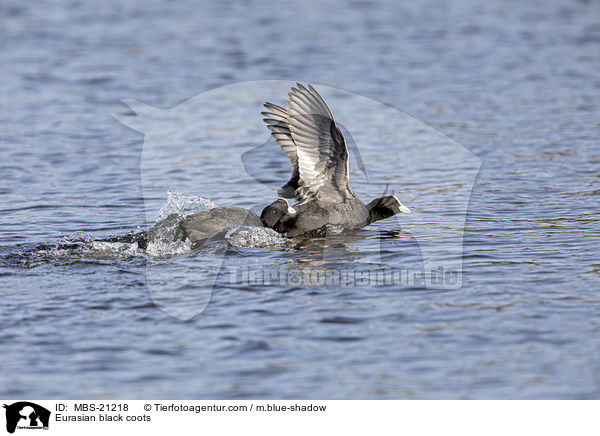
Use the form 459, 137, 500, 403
367, 195, 410, 223
260, 198, 296, 228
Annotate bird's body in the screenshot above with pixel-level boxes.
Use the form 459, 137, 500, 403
261, 83, 410, 237
178, 207, 263, 246
273, 197, 369, 237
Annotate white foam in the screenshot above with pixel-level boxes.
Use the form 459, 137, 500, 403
145, 239, 193, 257
156, 190, 216, 221
89, 241, 141, 257
225, 226, 287, 249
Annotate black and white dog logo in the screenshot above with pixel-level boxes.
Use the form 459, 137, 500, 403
3, 402, 50, 434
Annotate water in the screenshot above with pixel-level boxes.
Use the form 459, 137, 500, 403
1, 0, 599, 399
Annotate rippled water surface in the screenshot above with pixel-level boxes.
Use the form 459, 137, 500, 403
1, 0, 599, 399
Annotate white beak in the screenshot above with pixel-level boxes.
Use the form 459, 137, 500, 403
278, 197, 296, 215
392, 195, 411, 214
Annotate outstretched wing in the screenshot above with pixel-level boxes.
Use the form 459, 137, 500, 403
262, 102, 298, 174
261, 83, 351, 204
286, 83, 350, 204
262, 102, 300, 198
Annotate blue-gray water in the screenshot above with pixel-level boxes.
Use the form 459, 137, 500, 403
1, 0, 599, 399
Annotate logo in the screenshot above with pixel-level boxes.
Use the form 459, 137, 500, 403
3, 402, 50, 434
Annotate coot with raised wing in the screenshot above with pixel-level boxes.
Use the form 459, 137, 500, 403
261, 83, 410, 237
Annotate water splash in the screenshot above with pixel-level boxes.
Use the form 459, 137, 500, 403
5, 192, 286, 265
90, 241, 141, 257
145, 239, 193, 257
225, 226, 287, 249
142, 191, 217, 257
156, 190, 216, 221
64, 231, 96, 243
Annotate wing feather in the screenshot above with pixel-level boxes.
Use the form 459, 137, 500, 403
261, 83, 351, 204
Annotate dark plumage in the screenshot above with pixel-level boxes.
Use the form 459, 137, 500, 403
178, 207, 263, 246
260, 198, 295, 228
366, 195, 411, 223
261, 83, 410, 237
